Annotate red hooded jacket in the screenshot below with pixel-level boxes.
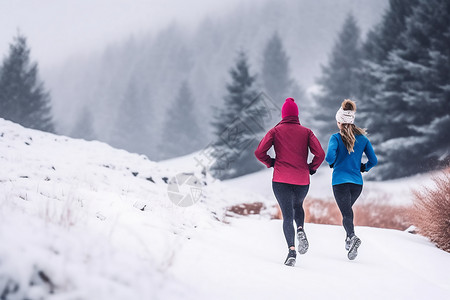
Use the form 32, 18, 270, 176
254, 116, 325, 185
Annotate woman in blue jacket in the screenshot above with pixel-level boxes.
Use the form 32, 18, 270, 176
325, 99, 377, 260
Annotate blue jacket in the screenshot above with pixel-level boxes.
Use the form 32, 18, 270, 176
325, 133, 377, 186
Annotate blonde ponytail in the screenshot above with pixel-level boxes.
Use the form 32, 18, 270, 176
339, 99, 366, 153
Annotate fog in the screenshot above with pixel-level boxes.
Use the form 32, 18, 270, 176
1, 0, 389, 161
0, 0, 256, 69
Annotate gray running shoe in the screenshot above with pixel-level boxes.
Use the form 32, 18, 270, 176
347, 235, 361, 260
284, 249, 297, 266
297, 230, 309, 255
345, 236, 351, 251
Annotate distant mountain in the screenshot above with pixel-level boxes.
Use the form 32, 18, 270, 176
46, 0, 388, 160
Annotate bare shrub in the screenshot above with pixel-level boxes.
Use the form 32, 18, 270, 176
354, 203, 410, 230
409, 169, 450, 252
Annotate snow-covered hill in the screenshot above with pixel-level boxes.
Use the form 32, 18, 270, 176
1, 119, 449, 299
0, 118, 268, 299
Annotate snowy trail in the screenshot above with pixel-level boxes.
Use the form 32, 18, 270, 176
1, 119, 449, 300
169, 218, 450, 300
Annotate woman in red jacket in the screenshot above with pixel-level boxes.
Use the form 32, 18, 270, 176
255, 98, 325, 266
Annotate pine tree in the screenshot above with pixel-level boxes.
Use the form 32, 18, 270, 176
367, 0, 450, 179
71, 107, 96, 141
313, 13, 362, 144
158, 81, 203, 160
362, 0, 419, 65
0, 33, 55, 132
262, 32, 292, 104
358, 0, 419, 133
109, 76, 151, 155
210, 51, 264, 179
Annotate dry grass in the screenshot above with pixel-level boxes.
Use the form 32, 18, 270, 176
41, 193, 83, 229
273, 198, 411, 231
353, 202, 411, 230
409, 168, 450, 252
226, 202, 266, 217
303, 199, 341, 226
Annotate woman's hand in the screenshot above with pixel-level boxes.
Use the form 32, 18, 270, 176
360, 163, 367, 172
271, 158, 276, 168
308, 163, 317, 175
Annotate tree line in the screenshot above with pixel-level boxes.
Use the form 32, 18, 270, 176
1, 0, 448, 181
0, 30, 297, 177
313, 0, 449, 180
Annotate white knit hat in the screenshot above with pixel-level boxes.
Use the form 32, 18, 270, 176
335, 107, 355, 124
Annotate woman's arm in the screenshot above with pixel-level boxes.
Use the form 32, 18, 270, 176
363, 139, 378, 171
308, 130, 325, 171
254, 129, 275, 168
325, 135, 338, 166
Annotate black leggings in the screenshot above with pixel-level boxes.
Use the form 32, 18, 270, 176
272, 182, 309, 248
332, 183, 363, 238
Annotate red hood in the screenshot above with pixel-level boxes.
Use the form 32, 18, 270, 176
277, 115, 300, 126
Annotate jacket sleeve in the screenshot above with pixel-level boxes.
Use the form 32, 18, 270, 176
364, 139, 378, 171
254, 129, 275, 168
308, 130, 325, 171
325, 135, 339, 166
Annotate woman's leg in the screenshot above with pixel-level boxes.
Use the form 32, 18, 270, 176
334, 183, 363, 259
346, 184, 363, 260
349, 183, 363, 207
292, 185, 310, 230
332, 183, 355, 238
292, 184, 310, 254
272, 182, 295, 248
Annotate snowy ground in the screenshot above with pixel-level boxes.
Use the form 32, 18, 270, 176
171, 218, 450, 300
1, 119, 449, 299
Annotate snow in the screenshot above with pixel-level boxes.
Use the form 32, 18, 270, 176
1, 118, 449, 299
171, 218, 450, 299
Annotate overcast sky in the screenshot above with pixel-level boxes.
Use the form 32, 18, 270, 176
0, 0, 254, 69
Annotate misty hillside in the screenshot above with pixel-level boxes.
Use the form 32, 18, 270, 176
45, 0, 388, 160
